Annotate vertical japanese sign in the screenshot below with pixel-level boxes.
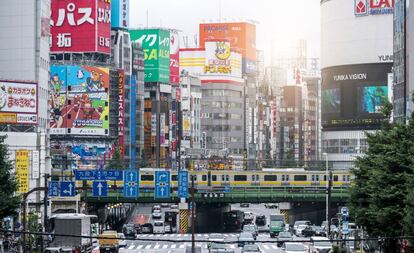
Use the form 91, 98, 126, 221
130, 29, 170, 82
151, 114, 157, 147
51, 0, 111, 54
118, 69, 125, 157
160, 113, 166, 146
32, 150, 40, 179
129, 75, 137, 169
16, 150, 29, 194
111, 0, 129, 29
170, 30, 180, 84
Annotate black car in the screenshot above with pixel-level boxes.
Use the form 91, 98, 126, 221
122, 224, 136, 238
255, 215, 266, 226
302, 225, 316, 237
141, 223, 153, 234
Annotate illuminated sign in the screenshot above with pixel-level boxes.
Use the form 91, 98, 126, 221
118, 69, 125, 157
355, 0, 394, 16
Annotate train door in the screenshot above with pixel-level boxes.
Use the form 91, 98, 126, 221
281, 174, 290, 186
251, 174, 260, 186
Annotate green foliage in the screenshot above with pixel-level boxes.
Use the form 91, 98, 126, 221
0, 136, 20, 219
348, 99, 414, 251
106, 145, 125, 169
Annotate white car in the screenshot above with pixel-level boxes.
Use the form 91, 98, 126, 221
311, 236, 332, 253
153, 221, 165, 234
244, 212, 254, 222
117, 233, 127, 248
170, 204, 178, 210
282, 242, 308, 253
296, 225, 308, 236
152, 209, 162, 219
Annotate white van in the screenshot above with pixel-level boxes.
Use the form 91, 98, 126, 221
153, 221, 165, 234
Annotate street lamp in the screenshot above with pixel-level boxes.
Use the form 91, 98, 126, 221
323, 152, 330, 237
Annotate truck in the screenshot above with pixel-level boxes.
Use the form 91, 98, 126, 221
45, 213, 97, 253
269, 214, 285, 237
164, 211, 178, 233
99, 230, 119, 253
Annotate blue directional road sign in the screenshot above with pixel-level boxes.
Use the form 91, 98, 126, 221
74, 170, 124, 181
74, 170, 96, 180
48, 181, 59, 197
155, 171, 170, 199
93, 181, 108, 197
60, 181, 75, 197
178, 170, 189, 198
124, 171, 139, 198
103, 170, 123, 181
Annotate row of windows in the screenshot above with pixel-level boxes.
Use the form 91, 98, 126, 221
202, 101, 243, 109
202, 125, 242, 132
139, 174, 351, 182
202, 90, 242, 98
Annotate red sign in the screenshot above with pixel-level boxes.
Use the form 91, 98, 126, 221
118, 70, 125, 157
170, 31, 180, 85
51, 0, 111, 54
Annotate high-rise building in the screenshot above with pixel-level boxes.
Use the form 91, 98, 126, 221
321, 0, 394, 169
0, 0, 51, 217
393, 0, 413, 122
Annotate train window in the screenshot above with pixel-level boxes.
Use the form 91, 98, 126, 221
212, 175, 217, 181
222, 175, 225, 181
282, 175, 285, 181
286, 175, 289, 181
333, 175, 339, 182
316, 175, 320, 181
324, 175, 327, 181
226, 175, 230, 181
191, 175, 197, 181
234, 175, 247, 181
171, 175, 178, 181
342, 175, 346, 181
311, 175, 315, 181
141, 175, 154, 181
294, 175, 307, 181
264, 175, 277, 181
347, 175, 351, 181
202, 175, 207, 181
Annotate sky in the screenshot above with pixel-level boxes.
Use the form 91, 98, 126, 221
129, 0, 320, 65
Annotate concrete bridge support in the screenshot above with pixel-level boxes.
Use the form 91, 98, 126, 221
192, 203, 231, 233
287, 201, 345, 226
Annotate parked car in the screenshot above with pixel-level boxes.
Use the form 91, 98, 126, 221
117, 233, 127, 248
238, 232, 255, 248
302, 225, 316, 237
264, 203, 278, 209
282, 242, 308, 253
242, 244, 261, 253
240, 203, 250, 208
141, 223, 153, 234
208, 243, 234, 253
277, 231, 293, 247
311, 236, 332, 253
242, 224, 258, 240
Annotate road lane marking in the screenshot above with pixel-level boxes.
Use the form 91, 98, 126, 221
271, 245, 278, 249
229, 245, 235, 249
162, 244, 168, 249
177, 234, 182, 237
154, 244, 160, 249
128, 245, 135, 250
136, 245, 144, 249
144, 245, 151, 249
163, 234, 168, 237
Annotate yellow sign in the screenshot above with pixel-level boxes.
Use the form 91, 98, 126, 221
15, 150, 29, 194
0, 113, 17, 124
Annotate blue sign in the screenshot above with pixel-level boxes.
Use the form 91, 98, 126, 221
178, 171, 189, 198
111, 0, 130, 29
224, 186, 230, 193
124, 171, 139, 198
60, 181, 75, 197
155, 171, 170, 199
48, 181, 59, 197
74, 170, 123, 181
93, 181, 108, 197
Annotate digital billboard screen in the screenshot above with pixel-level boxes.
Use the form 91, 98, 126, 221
321, 63, 392, 130
50, 65, 109, 135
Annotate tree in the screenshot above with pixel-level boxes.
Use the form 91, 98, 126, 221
348, 101, 414, 252
106, 145, 125, 169
0, 136, 20, 219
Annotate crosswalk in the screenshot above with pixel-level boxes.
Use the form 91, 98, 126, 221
135, 233, 272, 239
120, 242, 280, 251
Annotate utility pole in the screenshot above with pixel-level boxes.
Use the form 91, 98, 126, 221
156, 84, 161, 167
43, 174, 49, 231
191, 175, 195, 253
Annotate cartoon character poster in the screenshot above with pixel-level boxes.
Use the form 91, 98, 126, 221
49, 65, 109, 135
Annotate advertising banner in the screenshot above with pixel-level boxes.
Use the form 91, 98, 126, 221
51, 0, 111, 54
130, 29, 170, 83
0, 80, 38, 125
204, 41, 242, 78
15, 150, 29, 194
118, 69, 125, 157
355, 0, 394, 16
111, 0, 129, 29
70, 143, 107, 169
32, 150, 40, 179
129, 75, 137, 169
199, 22, 256, 61
160, 113, 166, 146
151, 114, 156, 147
170, 30, 180, 84
50, 65, 110, 135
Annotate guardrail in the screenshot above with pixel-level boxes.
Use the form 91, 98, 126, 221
84, 187, 350, 203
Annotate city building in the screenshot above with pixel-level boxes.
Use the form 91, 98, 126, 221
321, 0, 394, 168
393, 0, 413, 123
0, 0, 51, 218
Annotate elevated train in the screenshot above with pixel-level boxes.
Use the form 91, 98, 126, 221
52, 168, 352, 190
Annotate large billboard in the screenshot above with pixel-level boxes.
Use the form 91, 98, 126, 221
15, 150, 29, 194
199, 22, 256, 61
0, 80, 37, 125
50, 0, 111, 54
130, 29, 170, 83
170, 30, 180, 85
50, 65, 110, 135
111, 0, 129, 29
322, 63, 392, 130
354, 0, 394, 16
117, 69, 125, 157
